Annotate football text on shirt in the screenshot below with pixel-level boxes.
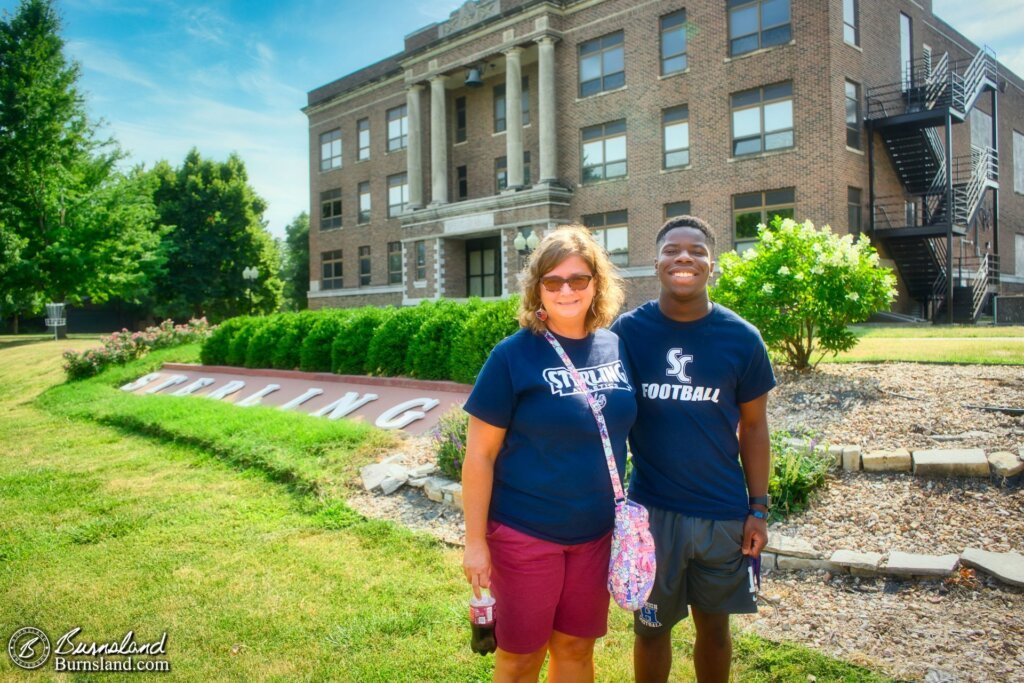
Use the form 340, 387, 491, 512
542, 361, 633, 397
640, 382, 720, 403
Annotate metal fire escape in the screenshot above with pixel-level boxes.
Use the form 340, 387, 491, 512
865, 48, 1001, 323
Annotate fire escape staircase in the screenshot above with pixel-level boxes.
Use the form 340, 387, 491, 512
866, 48, 1000, 321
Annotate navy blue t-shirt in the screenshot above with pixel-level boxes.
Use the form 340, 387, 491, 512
463, 327, 637, 544
611, 302, 775, 520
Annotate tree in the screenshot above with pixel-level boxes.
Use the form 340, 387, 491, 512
150, 149, 283, 320
0, 0, 164, 330
280, 212, 309, 311
712, 217, 897, 371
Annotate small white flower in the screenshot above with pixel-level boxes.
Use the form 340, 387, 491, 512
761, 230, 774, 242
762, 283, 774, 294
811, 242, 822, 253
733, 275, 745, 285
794, 272, 805, 280
868, 252, 880, 264
811, 265, 824, 275
847, 292, 860, 301
777, 266, 790, 275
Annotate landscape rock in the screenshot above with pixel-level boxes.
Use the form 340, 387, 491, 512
777, 556, 834, 571
380, 471, 409, 495
408, 462, 438, 478
423, 476, 452, 503
912, 449, 989, 477
988, 451, 1023, 478
960, 548, 1024, 587
862, 448, 912, 472
407, 476, 429, 488
765, 535, 821, 559
441, 482, 463, 509
829, 549, 883, 571
359, 463, 390, 491
842, 445, 862, 471
827, 445, 844, 468
884, 551, 959, 577
760, 552, 777, 571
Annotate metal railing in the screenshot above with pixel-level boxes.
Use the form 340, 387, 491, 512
866, 47, 997, 120
953, 146, 998, 226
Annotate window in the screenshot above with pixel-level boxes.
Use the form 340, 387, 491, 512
455, 97, 467, 143
414, 240, 427, 281
457, 165, 468, 199
1014, 130, 1024, 194
663, 106, 690, 169
731, 82, 793, 156
495, 152, 531, 191
848, 187, 862, 233
900, 12, 912, 91
845, 80, 861, 150
665, 201, 691, 219
319, 129, 342, 171
971, 108, 993, 151
728, 0, 791, 57
358, 246, 371, 286
466, 237, 501, 297
320, 189, 342, 230
494, 78, 529, 133
321, 250, 343, 290
357, 118, 370, 160
661, 10, 688, 75
1016, 234, 1024, 276
388, 242, 402, 284
581, 120, 627, 182
358, 181, 371, 224
387, 173, 408, 217
733, 189, 794, 253
843, 0, 858, 46
583, 210, 629, 266
387, 105, 408, 152
579, 31, 625, 97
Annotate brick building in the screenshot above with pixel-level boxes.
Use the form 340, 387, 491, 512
303, 0, 1024, 321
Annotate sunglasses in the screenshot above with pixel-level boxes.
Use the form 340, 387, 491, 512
539, 274, 594, 292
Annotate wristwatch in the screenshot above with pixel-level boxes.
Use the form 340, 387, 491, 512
748, 495, 771, 508
748, 508, 769, 520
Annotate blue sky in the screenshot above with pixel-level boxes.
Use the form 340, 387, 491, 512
1, 0, 1020, 241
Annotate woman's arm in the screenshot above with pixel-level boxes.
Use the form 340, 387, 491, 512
462, 415, 506, 598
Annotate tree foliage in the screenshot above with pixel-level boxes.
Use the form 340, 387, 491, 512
0, 0, 164, 320
149, 150, 283, 321
712, 217, 897, 371
280, 212, 309, 311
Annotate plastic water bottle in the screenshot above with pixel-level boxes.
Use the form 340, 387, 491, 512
469, 591, 496, 655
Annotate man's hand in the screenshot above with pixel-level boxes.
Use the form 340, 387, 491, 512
463, 539, 491, 599
741, 514, 768, 557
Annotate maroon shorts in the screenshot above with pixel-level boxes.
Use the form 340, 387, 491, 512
486, 520, 612, 655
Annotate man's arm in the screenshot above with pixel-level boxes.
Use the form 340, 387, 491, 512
738, 392, 770, 557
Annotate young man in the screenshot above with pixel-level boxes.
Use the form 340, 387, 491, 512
611, 215, 775, 683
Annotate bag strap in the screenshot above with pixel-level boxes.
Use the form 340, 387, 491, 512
542, 330, 625, 503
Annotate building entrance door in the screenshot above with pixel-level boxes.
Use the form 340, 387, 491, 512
466, 237, 501, 297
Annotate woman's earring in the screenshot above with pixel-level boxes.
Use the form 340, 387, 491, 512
535, 308, 548, 322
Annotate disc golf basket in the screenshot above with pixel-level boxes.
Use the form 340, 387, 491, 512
45, 303, 66, 340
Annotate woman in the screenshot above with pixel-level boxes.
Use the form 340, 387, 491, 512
462, 225, 636, 683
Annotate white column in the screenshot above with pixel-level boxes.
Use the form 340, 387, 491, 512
536, 36, 558, 184
504, 47, 524, 189
429, 75, 448, 205
406, 84, 424, 209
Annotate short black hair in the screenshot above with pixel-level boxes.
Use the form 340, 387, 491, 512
656, 215, 715, 249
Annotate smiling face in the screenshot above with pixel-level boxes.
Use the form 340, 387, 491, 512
539, 254, 595, 336
656, 226, 714, 301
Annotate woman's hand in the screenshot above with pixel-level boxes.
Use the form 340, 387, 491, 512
463, 538, 491, 599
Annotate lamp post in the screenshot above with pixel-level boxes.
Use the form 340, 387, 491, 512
514, 228, 541, 270
242, 266, 259, 314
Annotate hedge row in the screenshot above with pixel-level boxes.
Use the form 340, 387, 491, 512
199, 297, 521, 384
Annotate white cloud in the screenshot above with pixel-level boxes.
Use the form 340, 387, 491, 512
66, 40, 157, 90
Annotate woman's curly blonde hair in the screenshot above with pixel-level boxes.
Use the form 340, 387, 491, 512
518, 224, 625, 334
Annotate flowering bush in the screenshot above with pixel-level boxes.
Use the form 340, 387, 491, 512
62, 318, 215, 380
432, 407, 469, 482
712, 217, 897, 371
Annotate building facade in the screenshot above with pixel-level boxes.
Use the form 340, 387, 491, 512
303, 0, 1024, 320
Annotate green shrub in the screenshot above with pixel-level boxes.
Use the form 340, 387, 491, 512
300, 310, 352, 372
331, 307, 395, 375
271, 310, 321, 370
200, 316, 246, 365
406, 299, 483, 380
245, 313, 289, 368
712, 216, 897, 371
431, 407, 468, 482
225, 317, 264, 367
365, 302, 438, 377
449, 296, 520, 384
768, 431, 833, 522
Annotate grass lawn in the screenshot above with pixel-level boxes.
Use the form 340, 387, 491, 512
822, 325, 1024, 365
0, 337, 891, 681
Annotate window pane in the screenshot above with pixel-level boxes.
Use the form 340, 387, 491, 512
846, 97, 858, 126
469, 251, 482, 276
604, 71, 625, 91
666, 150, 689, 167
605, 119, 627, 135
664, 122, 688, 150
665, 201, 691, 217
602, 31, 623, 47
603, 47, 624, 75
762, 0, 790, 27
663, 28, 686, 58
732, 89, 761, 108
482, 276, 496, 297
605, 160, 627, 178
580, 79, 601, 98
606, 227, 628, 253
765, 130, 793, 150
730, 5, 758, 38
844, 24, 856, 44
469, 278, 482, 297
734, 192, 762, 210
662, 10, 686, 29
663, 54, 687, 74
607, 210, 628, 224
764, 81, 792, 100
762, 24, 791, 47
766, 188, 795, 204
731, 34, 759, 56
582, 140, 605, 165
604, 135, 626, 162
734, 137, 761, 156
772, 208, 795, 221
580, 54, 602, 82
733, 108, 761, 138
763, 100, 793, 132
735, 211, 762, 238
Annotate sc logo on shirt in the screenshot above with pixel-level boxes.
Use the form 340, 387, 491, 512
665, 348, 693, 384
